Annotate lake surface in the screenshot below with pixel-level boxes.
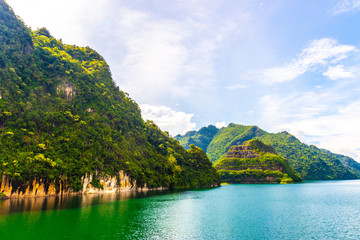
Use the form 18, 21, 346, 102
1, 180, 360, 239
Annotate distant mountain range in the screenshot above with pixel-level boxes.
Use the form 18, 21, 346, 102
175, 123, 360, 180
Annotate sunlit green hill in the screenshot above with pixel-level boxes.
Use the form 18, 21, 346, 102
215, 139, 302, 183
0, 0, 220, 192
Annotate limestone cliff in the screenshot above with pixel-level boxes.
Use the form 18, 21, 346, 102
0, 170, 155, 198
57, 79, 77, 101
215, 140, 302, 184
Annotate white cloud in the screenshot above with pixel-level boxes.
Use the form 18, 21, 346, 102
258, 91, 360, 162
215, 121, 227, 129
279, 101, 360, 161
323, 65, 357, 80
6, 0, 111, 46
332, 0, 360, 16
140, 104, 196, 136
109, 7, 237, 105
259, 38, 357, 84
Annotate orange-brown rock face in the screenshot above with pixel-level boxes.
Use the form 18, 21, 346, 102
0, 170, 139, 198
81, 170, 136, 194
0, 176, 62, 198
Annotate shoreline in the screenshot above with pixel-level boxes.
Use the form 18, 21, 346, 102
0, 183, 220, 200
0, 186, 168, 200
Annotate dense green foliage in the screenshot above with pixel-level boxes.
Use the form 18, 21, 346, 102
176, 123, 358, 180
246, 138, 277, 155
321, 149, 360, 178
215, 140, 301, 183
0, 0, 220, 191
206, 124, 264, 161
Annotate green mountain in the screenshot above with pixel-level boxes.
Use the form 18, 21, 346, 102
175, 123, 358, 180
0, 0, 220, 193
215, 139, 302, 184
321, 149, 360, 177
175, 125, 218, 153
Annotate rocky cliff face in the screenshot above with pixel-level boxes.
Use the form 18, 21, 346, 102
226, 145, 259, 159
0, 170, 154, 198
57, 79, 77, 101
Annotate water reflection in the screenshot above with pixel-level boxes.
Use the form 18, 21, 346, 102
1, 182, 360, 239
0, 190, 167, 215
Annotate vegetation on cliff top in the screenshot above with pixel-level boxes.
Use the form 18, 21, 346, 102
0, 0, 220, 192
215, 139, 302, 184
175, 124, 358, 180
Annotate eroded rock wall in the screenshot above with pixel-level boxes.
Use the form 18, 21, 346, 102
226, 145, 259, 159
81, 170, 135, 194
57, 79, 77, 101
0, 170, 140, 198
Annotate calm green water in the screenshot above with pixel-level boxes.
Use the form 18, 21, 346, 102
1, 180, 360, 239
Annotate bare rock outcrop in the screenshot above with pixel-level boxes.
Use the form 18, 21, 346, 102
0, 170, 144, 198
57, 79, 77, 101
226, 145, 259, 159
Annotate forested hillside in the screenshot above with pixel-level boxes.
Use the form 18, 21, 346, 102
175, 125, 218, 153
175, 123, 358, 180
215, 139, 302, 184
321, 149, 360, 177
0, 0, 220, 193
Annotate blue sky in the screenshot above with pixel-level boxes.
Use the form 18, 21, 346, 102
6, 0, 360, 161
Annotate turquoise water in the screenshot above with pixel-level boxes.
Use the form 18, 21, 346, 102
1, 180, 360, 239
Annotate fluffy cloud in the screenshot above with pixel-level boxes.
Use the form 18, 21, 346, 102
279, 101, 360, 161
332, 0, 360, 16
140, 104, 196, 136
323, 65, 357, 80
259, 38, 357, 84
258, 92, 360, 161
215, 121, 227, 129
6, 0, 110, 46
